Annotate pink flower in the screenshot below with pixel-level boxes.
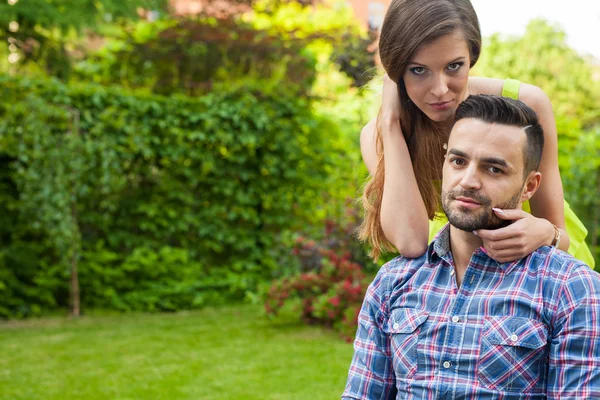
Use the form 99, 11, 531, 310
328, 296, 340, 307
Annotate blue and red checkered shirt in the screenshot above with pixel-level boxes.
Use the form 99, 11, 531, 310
343, 224, 600, 399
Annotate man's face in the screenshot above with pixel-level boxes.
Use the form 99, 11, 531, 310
441, 118, 528, 231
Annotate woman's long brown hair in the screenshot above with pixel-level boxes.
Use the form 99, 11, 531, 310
358, 0, 482, 260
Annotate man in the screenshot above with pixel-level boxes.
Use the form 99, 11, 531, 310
342, 95, 600, 399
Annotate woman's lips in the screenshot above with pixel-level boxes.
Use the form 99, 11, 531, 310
429, 100, 452, 111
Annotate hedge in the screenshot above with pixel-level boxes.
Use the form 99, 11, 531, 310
0, 75, 348, 317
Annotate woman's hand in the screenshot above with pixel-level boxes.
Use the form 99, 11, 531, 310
381, 74, 402, 124
474, 208, 556, 263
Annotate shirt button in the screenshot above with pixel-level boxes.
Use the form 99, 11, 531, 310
443, 361, 451, 368
510, 334, 518, 342
393, 323, 399, 330
451, 316, 460, 323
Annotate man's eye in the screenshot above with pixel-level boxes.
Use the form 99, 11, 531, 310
488, 166, 503, 174
450, 158, 465, 166
447, 62, 464, 72
410, 67, 426, 75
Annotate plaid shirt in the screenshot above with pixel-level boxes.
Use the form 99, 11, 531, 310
343, 225, 600, 399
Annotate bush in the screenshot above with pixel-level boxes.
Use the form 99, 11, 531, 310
0, 74, 350, 317
264, 206, 376, 340
265, 246, 370, 341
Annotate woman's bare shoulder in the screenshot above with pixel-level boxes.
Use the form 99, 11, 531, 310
467, 76, 505, 96
468, 76, 549, 105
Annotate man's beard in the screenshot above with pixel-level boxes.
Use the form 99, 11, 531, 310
441, 186, 523, 232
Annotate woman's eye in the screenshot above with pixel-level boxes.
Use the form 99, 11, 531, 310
447, 62, 463, 72
410, 67, 426, 75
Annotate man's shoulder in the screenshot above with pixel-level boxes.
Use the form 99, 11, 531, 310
529, 245, 600, 292
368, 253, 429, 295
380, 252, 429, 279
529, 245, 591, 271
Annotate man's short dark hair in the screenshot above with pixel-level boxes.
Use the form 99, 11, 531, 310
454, 95, 544, 176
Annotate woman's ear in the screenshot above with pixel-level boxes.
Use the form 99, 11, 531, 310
520, 171, 542, 203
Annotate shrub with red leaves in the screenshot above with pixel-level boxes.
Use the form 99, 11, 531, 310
265, 214, 375, 341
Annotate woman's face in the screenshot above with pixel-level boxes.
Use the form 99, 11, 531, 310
403, 30, 471, 124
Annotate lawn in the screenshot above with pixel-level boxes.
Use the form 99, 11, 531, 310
0, 304, 354, 400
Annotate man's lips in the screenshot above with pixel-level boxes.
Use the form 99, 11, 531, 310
454, 196, 482, 208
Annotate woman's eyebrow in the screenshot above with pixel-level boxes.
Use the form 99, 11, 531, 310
407, 61, 427, 67
408, 56, 467, 67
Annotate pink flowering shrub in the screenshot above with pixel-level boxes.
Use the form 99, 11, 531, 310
265, 215, 375, 341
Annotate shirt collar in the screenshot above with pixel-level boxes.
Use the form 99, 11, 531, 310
426, 222, 524, 273
426, 223, 452, 265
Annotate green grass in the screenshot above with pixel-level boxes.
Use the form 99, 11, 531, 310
0, 305, 354, 400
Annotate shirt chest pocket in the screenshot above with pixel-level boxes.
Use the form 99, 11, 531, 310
386, 307, 429, 380
478, 316, 549, 393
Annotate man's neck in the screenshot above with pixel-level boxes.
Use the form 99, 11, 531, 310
449, 226, 483, 286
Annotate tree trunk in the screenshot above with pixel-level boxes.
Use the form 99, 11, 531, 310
70, 245, 80, 317
69, 107, 81, 317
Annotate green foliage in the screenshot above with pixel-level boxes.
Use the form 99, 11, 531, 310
75, 17, 318, 96
0, 0, 165, 33
0, 74, 348, 317
265, 247, 369, 342
0, 0, 167, 78
562, 127, 600, 263
250, 0, 359, 37
265, 212, 376, 340
79, 244, 228, 311
330, 29, 378, 88
73, 0, 374, 96
0, 89, 79, 317
473, 19, 600, 156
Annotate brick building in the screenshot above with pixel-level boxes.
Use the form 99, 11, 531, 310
346, 0, 391, 30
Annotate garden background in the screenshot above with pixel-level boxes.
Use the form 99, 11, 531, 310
1, 0, 599, 399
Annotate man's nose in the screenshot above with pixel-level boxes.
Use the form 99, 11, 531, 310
459, 165, 481, 191
430, 73, 449, 98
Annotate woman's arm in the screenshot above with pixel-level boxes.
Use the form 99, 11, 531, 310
475, 82, 570, 261
521, 84, 570, 252
360, 76, 429, 258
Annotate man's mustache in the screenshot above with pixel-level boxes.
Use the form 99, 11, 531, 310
448, 189, 492, 207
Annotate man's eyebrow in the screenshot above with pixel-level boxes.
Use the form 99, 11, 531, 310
448, 149, 469, 158
448, 149, 513, 170
481, 157, 510, 169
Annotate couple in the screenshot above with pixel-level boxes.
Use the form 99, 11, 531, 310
342, 94, 600, 399
342, 0, 600, 398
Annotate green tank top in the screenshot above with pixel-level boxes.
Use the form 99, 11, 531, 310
427, 79, 595, 268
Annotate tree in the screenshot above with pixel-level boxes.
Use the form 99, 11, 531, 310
0, 0, 167, 78
562, 127, 600, 264
472, 19, 600, 154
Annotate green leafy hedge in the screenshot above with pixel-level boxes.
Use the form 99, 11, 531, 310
0, 75, 347, 317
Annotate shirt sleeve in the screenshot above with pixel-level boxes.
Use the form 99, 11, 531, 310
342, 265, 397, 400
547, 264, 600, 399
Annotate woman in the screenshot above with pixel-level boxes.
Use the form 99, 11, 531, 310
358, 0, 594, 267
